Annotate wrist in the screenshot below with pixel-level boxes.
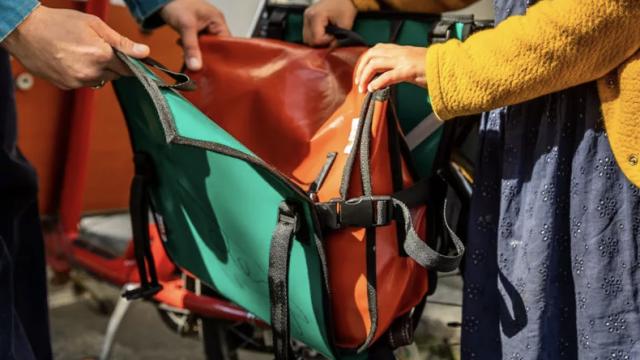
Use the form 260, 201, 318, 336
2, 4, 44, 54
1, 3, 42, 52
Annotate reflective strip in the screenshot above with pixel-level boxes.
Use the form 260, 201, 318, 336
405, 113, 443, 150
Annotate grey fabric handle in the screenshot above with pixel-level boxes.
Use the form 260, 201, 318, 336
395, 198, 464, 272
268, 202, 298, 360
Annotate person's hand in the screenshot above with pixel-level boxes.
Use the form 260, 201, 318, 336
160, 0, 230, 71
303, 0, 357, 46
1, 5, 150, 90
355, 44, 427, 93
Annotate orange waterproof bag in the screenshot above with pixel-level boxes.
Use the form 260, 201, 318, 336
184, 36, 464, 356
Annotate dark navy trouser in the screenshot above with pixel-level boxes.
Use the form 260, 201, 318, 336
0, 48, 52, 360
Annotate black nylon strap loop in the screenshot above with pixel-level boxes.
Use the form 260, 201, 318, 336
325, 24, 368, 47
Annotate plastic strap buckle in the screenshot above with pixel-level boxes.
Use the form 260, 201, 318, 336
318, 196, 394, 229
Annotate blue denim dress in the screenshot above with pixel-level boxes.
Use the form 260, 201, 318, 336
460, 1, 640, 359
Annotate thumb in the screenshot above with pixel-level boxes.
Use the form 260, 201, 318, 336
208, 22, 230, 37
303, 13, 333, 46
180, 25, 202, 71
93, 19, 150, 58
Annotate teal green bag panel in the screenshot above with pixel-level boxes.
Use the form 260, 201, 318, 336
114, 67, 334, 358
280, 13, 440, 178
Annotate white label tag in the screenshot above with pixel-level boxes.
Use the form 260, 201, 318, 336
344, 117, 360, 154
154, 213, 168, 242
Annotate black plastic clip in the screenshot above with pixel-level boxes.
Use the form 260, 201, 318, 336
123, 283, 163, 300
316, 196, 394, 230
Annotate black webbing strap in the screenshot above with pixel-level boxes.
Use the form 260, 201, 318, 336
123, 153, 163, 300
325, 24, 368, 47
269, 201, 299, 360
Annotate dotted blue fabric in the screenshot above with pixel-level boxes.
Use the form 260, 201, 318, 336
460, 2, 640, 359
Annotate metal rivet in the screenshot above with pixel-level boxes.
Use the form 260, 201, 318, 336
15, 72, 34, 91
629, 154, 638, 166
606, 75, 617, 89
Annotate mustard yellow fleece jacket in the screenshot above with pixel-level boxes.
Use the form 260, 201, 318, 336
354, 0, 640, 187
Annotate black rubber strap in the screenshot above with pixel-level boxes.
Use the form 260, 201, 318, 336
269, 202, 299, 360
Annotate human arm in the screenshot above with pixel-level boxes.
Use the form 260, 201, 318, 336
0, 0, 39, 43
125, 0, 230, 70
303, 0, 478, 46
1, 3, 150, 89
356, 0, 640, 120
